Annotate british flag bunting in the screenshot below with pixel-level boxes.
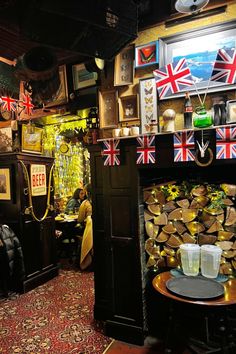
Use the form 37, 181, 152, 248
101, 139, 120, 166
216, 126, 236, 160
136, 135, 156, 164
173, 131, 195, 162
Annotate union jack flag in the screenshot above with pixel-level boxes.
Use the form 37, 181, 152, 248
101, 139, 120, 166
216, 126, 236, 160
153, 58, 193, 99
210, 48, 236, 85
173, 131, 195, 162
136, 135, 156, 164
1, 96, 17, 111
21, 94, 34, 115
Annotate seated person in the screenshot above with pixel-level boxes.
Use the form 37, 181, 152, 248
64, 188, 86, 214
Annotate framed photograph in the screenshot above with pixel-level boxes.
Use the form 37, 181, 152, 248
226, 100, 236, 124
19, 64, 68, 119
0, 168, 11, 200
99, 89, 118, 129
114, 45, 134, 86
119, 95, 138, 122
0, 127, 13, 153
139, 77, 158, 134
72, 63, 98, 90
21, 124, 43, 154
159, 20, 236, 99
135, 41, 159, 68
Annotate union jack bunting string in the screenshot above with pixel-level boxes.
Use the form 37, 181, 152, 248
153, 58, 193, 99
101, 139, 120, 166
173, 131, 195, 162
216, 126, 236, 160
136, 135, 156, 164
210, 48, 236, 85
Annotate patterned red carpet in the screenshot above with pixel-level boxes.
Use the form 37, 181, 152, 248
0, 265, 112, 354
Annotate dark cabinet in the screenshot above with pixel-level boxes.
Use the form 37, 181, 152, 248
0, 153, 58, 292
89, 143, 146, 345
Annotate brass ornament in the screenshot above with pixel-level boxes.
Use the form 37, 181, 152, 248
194, 147, 214, 167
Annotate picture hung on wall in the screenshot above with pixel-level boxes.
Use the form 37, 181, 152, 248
0, 127, 13, 153
139, 77, 158, 134
0, 168, 11, 200
72, 63, 98, 90
226, 100, 236, 124
21, 124, 43, 154
114, 45, 134, 86
99, 89, 118, 129
159, 20, 236, 99
135, 41, 158, 68
19, 65, 68, 119
119, 95, 138, 122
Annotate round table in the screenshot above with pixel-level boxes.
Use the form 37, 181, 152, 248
152, 271, 236, 353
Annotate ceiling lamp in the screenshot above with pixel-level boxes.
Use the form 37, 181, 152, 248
175, 0, 209, 14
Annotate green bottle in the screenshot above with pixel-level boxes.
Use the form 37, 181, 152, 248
193, 106, 213, 128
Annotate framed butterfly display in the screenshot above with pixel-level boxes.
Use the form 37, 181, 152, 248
139, 77, 158, 134
135, 41, 159, 68
119, 95, 138, 122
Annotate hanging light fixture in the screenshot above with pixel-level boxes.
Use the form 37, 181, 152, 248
175, 0, 209, 14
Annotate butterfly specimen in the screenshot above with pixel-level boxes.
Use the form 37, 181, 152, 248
145, 96, 153, 104
145, 113, 153, 122
144, 87, 153, 95
139, 48, 155, 64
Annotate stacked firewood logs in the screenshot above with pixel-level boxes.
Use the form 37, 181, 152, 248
144, 181, 236, 275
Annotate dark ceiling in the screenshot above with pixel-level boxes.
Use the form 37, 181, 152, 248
0, 0, 232, 66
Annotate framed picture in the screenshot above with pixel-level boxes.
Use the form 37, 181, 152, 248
72, 63, 98, 90
159, 20, 236, 99
0, 127, 13, 153
119, 95, 138, 122
19, 64, 68, 119
226, 100, 236, 124
135, 41, 159, 68
139, 77, 158, 134
21, 124, 43, 154
99, 90, 118, 129
0, 168, 11, 200
114, 45, 134, 86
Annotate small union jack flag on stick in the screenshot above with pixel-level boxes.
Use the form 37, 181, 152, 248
216, 126, 236, 160
153, 58, 194, 99
1, 96, 17, 111
136, 135, 156, 164
210, 48, 236, 85
101, 139, 120, 166
21, 94, 34, 115
173, 131, 195, 162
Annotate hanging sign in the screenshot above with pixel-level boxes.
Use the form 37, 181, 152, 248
30, 164, 47, 196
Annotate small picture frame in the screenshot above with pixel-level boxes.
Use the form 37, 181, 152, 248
99, 89, 118, 129
21, 124, 43, 154
114, 45, 134, 86
226, 100, 236, 124
72, 63, 98, 90
119, 95, 138, 122
135, 41, 159, 68
139, 77, 158, 134
0, 168, 11, 200
0, 127, 13, 153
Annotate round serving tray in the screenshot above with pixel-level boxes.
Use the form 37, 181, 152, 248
166, 276, 225, 300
